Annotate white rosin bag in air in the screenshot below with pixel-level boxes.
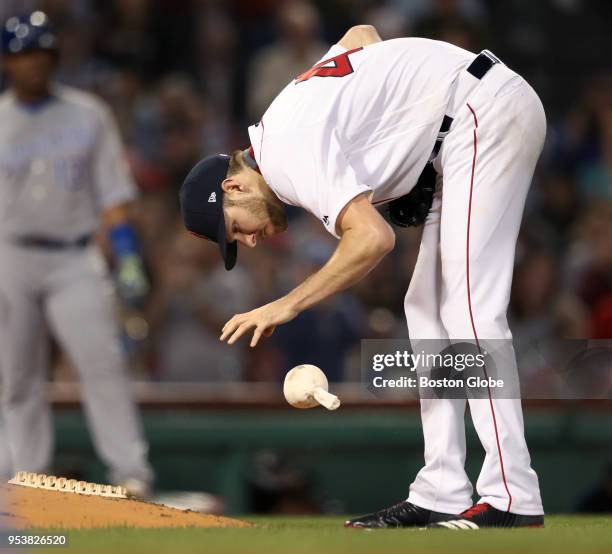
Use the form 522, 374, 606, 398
283, 364, 341, 410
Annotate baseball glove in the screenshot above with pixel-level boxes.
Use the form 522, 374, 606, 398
387, 162, 437, 227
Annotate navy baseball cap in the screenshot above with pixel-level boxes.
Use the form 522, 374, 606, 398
2, 12, 58, 56
179, 154, 237, 271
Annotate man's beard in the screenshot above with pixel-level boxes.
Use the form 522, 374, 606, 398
229, 194, 288, 232
261, 186, 288, 231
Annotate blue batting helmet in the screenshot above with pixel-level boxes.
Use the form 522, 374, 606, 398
1, 11, 57, 56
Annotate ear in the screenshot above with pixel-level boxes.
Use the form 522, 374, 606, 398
221, 177, 248, 194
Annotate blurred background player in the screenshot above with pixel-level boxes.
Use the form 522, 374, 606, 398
0, 11, 153, 495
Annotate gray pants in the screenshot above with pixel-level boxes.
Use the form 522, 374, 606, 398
0, 241, 152, 485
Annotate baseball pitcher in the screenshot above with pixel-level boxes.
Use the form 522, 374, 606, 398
180, 25, 546, 528
0, 12, 153, 494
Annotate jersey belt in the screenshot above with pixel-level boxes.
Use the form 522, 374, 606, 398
429, 49, 502, 161
13, 233, 92, 250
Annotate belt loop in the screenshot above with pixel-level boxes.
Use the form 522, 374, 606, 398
467, 50, 500, 80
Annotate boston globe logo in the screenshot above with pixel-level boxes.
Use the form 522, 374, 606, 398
365, 340, 509, 400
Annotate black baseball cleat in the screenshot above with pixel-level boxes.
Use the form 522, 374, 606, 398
428, 503, 544, 529
345, 501, 455, 529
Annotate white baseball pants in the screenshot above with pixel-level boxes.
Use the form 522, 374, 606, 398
405, 63, 546, 515
0, 242, 153, 485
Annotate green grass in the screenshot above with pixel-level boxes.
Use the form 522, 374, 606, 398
28, 515, 612, 554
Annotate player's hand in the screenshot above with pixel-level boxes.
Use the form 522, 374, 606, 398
220, 299, 298, 347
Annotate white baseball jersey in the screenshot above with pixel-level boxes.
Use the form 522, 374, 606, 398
0, 84, 136, 239
250, 36, 547, 516
0, 84, 151, 485
248, 38, 475, 237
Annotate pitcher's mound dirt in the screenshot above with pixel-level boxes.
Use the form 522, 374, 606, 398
0, 484, 250, 529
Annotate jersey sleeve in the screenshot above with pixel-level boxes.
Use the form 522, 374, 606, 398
317, 130, 372, 238
92, 102, 137, 209
274, 126, 372, 239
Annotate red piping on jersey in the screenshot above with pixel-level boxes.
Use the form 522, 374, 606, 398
247, 145, 261, 175
466, 102, 513, 513
246, 119, 265, 174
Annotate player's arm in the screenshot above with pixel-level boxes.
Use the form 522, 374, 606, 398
338, 25, 382, 49
281, 194, 394, 309
103, 202, 149, 306
220, 193, 395, 347
91, 96, 149, 306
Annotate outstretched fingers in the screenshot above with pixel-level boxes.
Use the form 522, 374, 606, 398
221, 314, 265, 346
221, 306, 281, 347
220, 315, 244, 342
250, 325, 264, 348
